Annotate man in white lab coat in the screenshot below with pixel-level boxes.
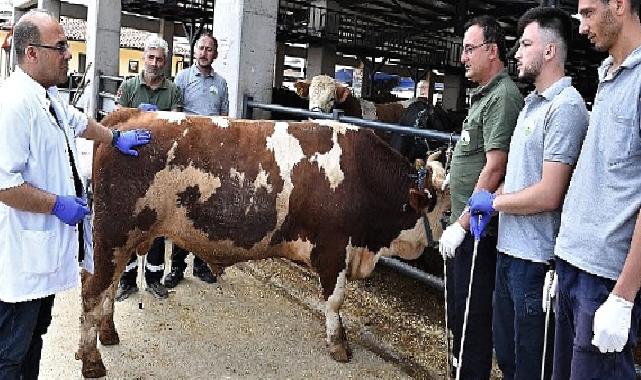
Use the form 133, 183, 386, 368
0, 10, 151, 379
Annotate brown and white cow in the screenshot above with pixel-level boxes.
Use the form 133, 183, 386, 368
298, 75, 411, 122
76, 109, 439, 378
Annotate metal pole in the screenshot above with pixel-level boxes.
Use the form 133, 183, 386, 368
378, 256, 444, 291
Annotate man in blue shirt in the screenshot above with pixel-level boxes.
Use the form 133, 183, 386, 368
165, 34, 229, 288
546, 0, 641, 378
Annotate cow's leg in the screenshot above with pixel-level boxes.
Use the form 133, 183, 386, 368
98, 281, 120, 345
319, 265, 351, 362
77, 245, 131, 378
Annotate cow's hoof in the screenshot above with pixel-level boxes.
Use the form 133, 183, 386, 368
99, 330, 119, 346
329, 343, 352, 362
99, 320, 120, 346
78, 350, 107, 378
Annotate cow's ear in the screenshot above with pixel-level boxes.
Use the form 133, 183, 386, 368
294, 81, 310, 98
336, 86, 351, 103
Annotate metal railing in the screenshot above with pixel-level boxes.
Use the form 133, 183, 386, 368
243, 95, 464, 291
97, 74, 125, 119
243, 96, 459, 144
277, 0, 464, 71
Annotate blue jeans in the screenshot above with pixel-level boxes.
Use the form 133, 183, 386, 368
493, 252, 552, 380
0, 295, 55, 380
446, 232, 497, 379
553, 259, 641, 380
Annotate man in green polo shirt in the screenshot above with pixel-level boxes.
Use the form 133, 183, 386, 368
116, 36, 182, 111
115, 35, 182, 302
438, 16, 523, 379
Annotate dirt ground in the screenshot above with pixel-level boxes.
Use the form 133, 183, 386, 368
39, 262, 417, 379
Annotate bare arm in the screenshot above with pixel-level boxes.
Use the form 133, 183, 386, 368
80, 118, 113, 144
493, 161, 573, 214
459, 149, 508, 229
613, 210, 641, 302
0, 183, 56, 214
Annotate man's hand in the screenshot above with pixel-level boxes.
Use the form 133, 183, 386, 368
470, 213, 492, 240
113, 129, 152, 156
592, 294, 634, 353
439, 222, 466, 259
51, 195, 90, 226
542, 270, 557, 313
468, 190, 496, 215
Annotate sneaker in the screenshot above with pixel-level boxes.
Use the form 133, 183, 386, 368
163, 268, 185, 288
115, 283, 139, 302
193, 266, 217, 284
145, 281, 169, 299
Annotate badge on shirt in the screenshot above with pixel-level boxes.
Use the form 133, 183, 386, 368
461, 130, 471, 145
210, 85, 218, 95
524, 122, 535, 136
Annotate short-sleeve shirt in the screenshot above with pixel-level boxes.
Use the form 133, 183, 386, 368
116, 71, 182, 111
555, 46, 641, 280
174, 65, 229, 116
449, 69, 523, 224
498, 77, 588, 263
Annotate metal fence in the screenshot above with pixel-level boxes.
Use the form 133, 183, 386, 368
242, 95, 463, 291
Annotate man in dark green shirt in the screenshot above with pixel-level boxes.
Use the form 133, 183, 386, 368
116, 40, 182, 111
115, 35, 182, 303
438, 16, 523, 379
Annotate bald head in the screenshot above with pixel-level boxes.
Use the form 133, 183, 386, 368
13, 9, 57, 63
14, 9, 71, 87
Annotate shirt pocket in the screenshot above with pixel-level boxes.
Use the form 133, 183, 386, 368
606, 111, 640, 166
21, 229, 59, 274
458, 118, 483, 155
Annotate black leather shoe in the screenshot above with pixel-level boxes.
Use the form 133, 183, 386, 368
163, 269, 184, 288
115, 283, 139, 302
145, 281, 169, 299
194, 267, 216, 284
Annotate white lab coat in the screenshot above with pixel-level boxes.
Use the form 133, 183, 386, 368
0, 67, 94, 302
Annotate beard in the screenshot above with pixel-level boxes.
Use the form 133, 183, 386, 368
593, 8, 620, 52
519, 57, 543, 82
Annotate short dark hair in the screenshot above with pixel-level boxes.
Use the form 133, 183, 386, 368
465, 15, 507, 63
198, 33, 218, 50
13, 10, 46, 63
517, 7, 573, 47
603, 0, 640, 15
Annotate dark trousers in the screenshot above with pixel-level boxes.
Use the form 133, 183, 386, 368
170, 246, 207, 273
494, 252, 553, 380
446, 232, 497, 379
0, 295, 55, 380
553, 259, 641, 380
121, 236, 165, 285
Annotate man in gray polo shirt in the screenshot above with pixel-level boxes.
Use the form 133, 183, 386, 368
164, 33, 229, 288
469, 8, 588, 379
548, 0, 641, 378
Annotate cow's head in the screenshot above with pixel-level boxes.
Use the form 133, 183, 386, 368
306, 75, 351, 113
294, 79, 310, 98
408, 158, 439, 214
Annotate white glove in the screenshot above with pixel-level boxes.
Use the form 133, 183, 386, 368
439, 222, 466, 259
592, 293, 634, 353
542, 270, 557, 313
441, 172, 450, 191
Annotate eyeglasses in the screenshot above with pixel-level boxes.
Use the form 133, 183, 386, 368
462, 42, 489, 55
30, 43, 70, 55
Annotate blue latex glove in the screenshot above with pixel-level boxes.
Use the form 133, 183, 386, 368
470, 212, 492, 240
137, 103, 158, 112
468, 190, 496, 215
51, 195, 90, 226
114, 129, 152, 156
